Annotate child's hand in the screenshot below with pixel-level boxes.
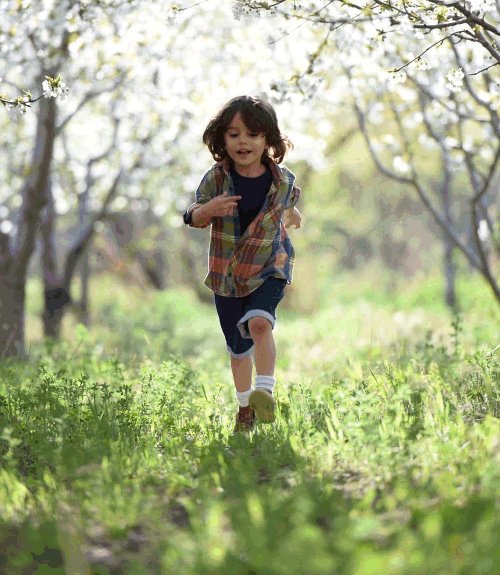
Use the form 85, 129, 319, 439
192, 192, 241, 227
283, 207, 302, 229
207, 191, 242, 217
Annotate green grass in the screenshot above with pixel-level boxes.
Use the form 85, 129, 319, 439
1, 273, 499, 574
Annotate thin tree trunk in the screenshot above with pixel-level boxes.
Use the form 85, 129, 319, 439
40, 178, 71, 339
80, 251, 90, 327
78, 186, 91, 327
440, 156, 457, 310
443, 240, 457, 309
38, 164, 123, 339
0, 273, 26, 358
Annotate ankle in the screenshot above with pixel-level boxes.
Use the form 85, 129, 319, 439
255, 375, 275, 395
235, 387, 253, 407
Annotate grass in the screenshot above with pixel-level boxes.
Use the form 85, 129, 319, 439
1, 272, 498, 574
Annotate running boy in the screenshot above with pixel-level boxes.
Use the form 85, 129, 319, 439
183, 95, 302, 432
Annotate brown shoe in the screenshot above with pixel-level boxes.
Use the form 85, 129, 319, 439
234, 405, 256, 432
249, 388, 275, 423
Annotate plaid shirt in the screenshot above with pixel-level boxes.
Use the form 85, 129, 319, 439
189, 157, 301, 297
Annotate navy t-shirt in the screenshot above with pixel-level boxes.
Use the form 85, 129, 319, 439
231, 167, 273, 236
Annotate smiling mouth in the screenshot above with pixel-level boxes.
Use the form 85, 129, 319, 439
237, 150, 251, 155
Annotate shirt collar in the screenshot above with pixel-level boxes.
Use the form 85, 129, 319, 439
219, 155, 283, 188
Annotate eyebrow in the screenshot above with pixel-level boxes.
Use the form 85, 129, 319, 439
226, 126, 261, 133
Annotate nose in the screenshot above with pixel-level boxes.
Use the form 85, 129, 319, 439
237, 132, 249, 145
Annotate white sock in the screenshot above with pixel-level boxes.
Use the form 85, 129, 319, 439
236, 387, 252, 407
255, 375, 275, 394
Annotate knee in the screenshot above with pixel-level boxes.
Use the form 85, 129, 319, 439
231, 355, 249, 367
248, 317, 272, 339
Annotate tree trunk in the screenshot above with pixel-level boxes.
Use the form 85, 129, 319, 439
440, 165, 457, 310
0, 271, 26, 358
77, 186, 91, 327
40, 178, 71, 339
38, 167, 122, 338
0, 85, 57, 357
79, 251, 91, 327
443, 239, 457, 310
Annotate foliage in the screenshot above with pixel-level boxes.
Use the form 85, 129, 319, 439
233, 0, 500, 74
0, 276, 498, 573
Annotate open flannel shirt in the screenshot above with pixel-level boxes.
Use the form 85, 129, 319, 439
188, 156, 301, 297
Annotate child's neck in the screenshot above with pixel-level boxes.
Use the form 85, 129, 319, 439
234, 162, 266, 178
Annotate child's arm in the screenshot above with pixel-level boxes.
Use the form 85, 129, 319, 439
283, 206, 302, 229
190, 192, 242, 228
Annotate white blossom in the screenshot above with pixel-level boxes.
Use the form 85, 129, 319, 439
463, 138, 475, 153
232, 0, 257, 20
162, 4, 179, 25
468, 0, 496, 12
388, 70, 406, 87
5, 102, 28, 121
477, 220, 490, 242
42, 76, 69, 99
446, 67, 465, 93
415, 58, 430, 71
0, 220, 13, 234
393, 156, 411, 174
445, 137, 460, 149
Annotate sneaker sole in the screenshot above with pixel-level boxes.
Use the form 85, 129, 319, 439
249, 389, 275, 423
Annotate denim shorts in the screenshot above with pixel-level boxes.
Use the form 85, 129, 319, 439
214, 277, 287, 358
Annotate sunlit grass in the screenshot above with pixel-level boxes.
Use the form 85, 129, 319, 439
4, 270, 499, 573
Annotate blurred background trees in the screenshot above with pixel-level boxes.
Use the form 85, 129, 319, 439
1, 0, 498, 357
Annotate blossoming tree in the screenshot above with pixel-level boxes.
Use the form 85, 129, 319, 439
0, 0, 324, 356
231, 0, 499, 304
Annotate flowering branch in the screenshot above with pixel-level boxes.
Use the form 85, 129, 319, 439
1, 75, 69, 118
233, 0, 500, 68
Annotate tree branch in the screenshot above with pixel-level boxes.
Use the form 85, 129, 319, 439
344, 63, 484, 270
56, 77, 126, 133
63, 167, 124, 288
449, 39, 500, 138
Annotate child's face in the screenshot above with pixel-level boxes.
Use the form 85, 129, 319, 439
223, 112, 267, 174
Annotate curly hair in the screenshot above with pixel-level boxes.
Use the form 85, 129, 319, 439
202, 95, 293, 164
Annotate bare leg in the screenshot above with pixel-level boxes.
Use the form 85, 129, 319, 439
230, 354, 253, 392
248, 317, 275, 375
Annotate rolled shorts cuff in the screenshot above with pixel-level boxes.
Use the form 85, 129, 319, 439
237, 309, 276, 339
227, 344, 255, 359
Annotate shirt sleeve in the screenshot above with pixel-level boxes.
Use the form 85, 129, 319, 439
283, 167, 301, 209
185, 167, 218, 228
195, 167, 217, 205
284, 183, 301, 209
